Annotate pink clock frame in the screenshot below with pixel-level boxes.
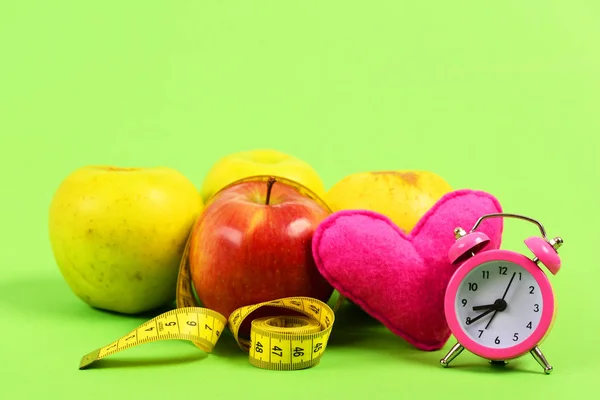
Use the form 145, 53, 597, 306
444, 249, 556, 361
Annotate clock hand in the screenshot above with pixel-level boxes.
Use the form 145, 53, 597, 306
485, 310, 498, 329
501, 272, 517, 301
485, 272, 516, 330
466, 307, 495, 325
472, 304, 495, 311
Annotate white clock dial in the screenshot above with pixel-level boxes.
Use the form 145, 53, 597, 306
454, 260, 543, 349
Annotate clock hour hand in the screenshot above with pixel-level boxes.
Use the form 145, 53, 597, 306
472, 304, 495, 311
465, 307, 495, 325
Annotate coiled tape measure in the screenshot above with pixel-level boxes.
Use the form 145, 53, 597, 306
78, 214, 339, 371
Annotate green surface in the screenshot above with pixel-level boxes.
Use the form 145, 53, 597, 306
1, 0, 598, 398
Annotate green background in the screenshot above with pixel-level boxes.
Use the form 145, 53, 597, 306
1, 0, 598, 398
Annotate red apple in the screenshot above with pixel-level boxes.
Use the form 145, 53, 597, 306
188, 175, 334, 325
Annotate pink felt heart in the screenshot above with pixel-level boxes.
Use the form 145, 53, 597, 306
312, 189, 504, 351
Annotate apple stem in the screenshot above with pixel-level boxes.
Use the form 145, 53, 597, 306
265, 177, 276, 205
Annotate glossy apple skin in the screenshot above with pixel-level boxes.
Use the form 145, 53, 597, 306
189, 178, 334, 321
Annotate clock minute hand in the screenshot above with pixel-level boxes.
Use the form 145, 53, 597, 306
485, 272, 517, 330
501, 271, 517, 301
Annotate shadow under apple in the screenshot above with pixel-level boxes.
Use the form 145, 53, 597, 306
0, 273, 97, 319
0, 272, 178, 323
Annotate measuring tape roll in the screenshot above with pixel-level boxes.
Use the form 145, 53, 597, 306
79, 176, 340, 371
78, 297, 335, 371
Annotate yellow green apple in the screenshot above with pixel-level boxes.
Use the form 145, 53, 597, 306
48, 165, 203, 314
324, 170, 453, 233
200, 149, 326, 203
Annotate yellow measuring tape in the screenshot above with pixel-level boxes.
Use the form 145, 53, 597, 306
79, 177, 340, 371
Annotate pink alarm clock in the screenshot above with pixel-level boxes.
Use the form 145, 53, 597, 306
440, 213, 563, 374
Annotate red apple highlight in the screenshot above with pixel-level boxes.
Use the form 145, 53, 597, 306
188, 175, 334, 326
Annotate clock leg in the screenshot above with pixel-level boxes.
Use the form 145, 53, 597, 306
440, 342, 464, 368
530, 346, 553, 374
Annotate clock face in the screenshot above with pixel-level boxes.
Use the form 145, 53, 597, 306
454, 259, 544, 349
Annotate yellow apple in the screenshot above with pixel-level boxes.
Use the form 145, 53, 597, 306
324, 170, 453, 233
48, 165, 203, 314
200, 149, 326, 202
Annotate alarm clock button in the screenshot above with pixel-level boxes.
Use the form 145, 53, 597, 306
525, 236, 561, 275
448, 232, 490, 264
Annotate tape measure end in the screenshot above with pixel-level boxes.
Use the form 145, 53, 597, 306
79, 349, 101, 370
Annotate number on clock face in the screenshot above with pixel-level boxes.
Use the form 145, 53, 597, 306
455, 260, 543, 349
